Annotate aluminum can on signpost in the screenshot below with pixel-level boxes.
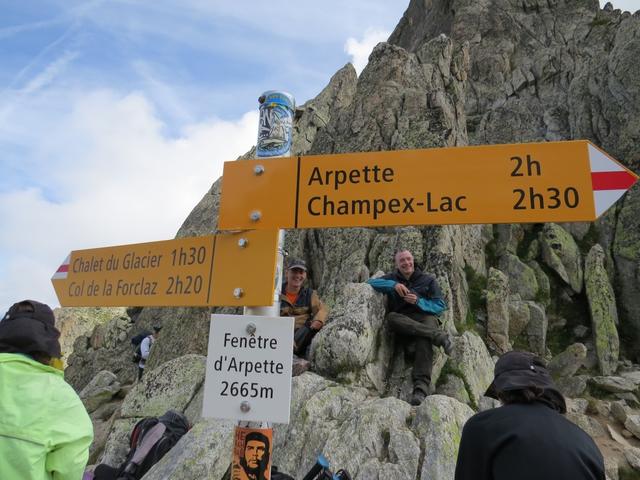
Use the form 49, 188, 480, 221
256, 90, 295, 158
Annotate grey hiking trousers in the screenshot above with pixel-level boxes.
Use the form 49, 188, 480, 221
386, 311, 448, 394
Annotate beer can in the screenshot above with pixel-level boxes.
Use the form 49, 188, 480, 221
256, 90, 295, 158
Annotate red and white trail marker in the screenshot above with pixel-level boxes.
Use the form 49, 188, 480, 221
51, 255, 70, 281
589, 144, 638, 217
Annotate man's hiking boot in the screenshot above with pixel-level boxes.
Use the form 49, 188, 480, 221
441, 336, 453, 356
410, 389, 427, 406
292, 355, 310, 377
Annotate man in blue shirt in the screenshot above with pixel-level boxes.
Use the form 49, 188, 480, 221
368, 249, 452, 406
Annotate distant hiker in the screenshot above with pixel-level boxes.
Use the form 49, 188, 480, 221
455, 350, 605, 480
367, 249, 451, 406
0, 300, 93, 479
138, 325, 161, 380
280, 258, 328, 358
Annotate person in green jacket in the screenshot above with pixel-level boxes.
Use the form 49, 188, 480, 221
0, 300, 93, 480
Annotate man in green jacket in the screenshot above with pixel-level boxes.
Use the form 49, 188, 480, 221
0, 300, 93, 479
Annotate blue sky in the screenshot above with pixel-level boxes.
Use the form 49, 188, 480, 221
0, 0, 635, 314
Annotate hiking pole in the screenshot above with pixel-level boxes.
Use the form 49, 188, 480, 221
301, 454, 353, 480
229, 90, 295, 478
301, 454, 330, 480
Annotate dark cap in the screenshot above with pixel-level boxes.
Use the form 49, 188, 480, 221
485, 351, 566, 413
0, 300, 61, 358
287, 258, 307, 271
153, 325, 162, 333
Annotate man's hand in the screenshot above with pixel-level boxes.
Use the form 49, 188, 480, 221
394, 283, 410, 297
310, 320, 323, 330
403, 293, 418, 305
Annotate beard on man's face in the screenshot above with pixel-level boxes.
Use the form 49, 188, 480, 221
241, 456, 263, 477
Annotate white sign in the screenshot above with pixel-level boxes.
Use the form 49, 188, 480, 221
202, 314, 294, 424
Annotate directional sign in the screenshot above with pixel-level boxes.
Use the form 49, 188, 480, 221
217, 140, 638, 230
51, 230, 279, 307
202, 314, 294, 424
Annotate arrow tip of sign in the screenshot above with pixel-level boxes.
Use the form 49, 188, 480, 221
588, 144, 638, 217
51, 254, 70, 281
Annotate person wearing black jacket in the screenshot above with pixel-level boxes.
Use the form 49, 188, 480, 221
455, 350, 605, 480
367, 249, 452, 406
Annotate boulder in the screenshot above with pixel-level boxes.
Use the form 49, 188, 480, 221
98, 354, 205, 469
508, 297, 530, 339
548, 343, 587, 378
445, 331, 494, 407
621, 371, 640, 386
613, 186, 640, 362
311, 282, 387, 390
275, 373, 420, 479
525, 302, 547, 356
486, 267, 511, 354
121, 354, 206, 417
624, 415, 640, 440
566, 412, 606, 438
585, 244, 620, 375
65, 314, 137, 390
556, 375, 588, 398
498, 253, 539, 301
436, 374, 471, 405
54, 307, 127, 366
608, 425, 632, 448
539, 224, 583, 294
611, 400, 632, 424
412, 395, 475, 480
590, 376, 637, 394
566, 398, 589, 415
528, 260, 551, 307
141, 419, 235, 480
494, 224, 524, 257
624, 446, 640, 472
79, 370, 121, 413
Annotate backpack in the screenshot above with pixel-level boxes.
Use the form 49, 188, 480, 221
131, 331, 151, 363
116, 410, 190, 479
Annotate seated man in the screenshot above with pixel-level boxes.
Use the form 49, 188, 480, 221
367, 249, 452, 406
0, 300, 93, 479
279, 258, 328, 358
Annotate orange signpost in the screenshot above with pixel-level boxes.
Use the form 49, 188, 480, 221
217, 140, 638, 230
51, 230, 279, 307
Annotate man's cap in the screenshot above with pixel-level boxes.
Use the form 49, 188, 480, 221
287, 258, 307, 271
153, 325, 162, 333
485, 350, 566, 413
0, 300, 61, 358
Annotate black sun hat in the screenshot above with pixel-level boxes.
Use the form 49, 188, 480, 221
485, 350, 566, 413
0, 300, 61, 358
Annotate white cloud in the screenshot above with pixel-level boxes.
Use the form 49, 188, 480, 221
344, 28, 390, 75
0, 89, 258, 313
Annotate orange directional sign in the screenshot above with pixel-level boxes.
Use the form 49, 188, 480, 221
218, 140, 638, 230
51, 231, 279, 307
